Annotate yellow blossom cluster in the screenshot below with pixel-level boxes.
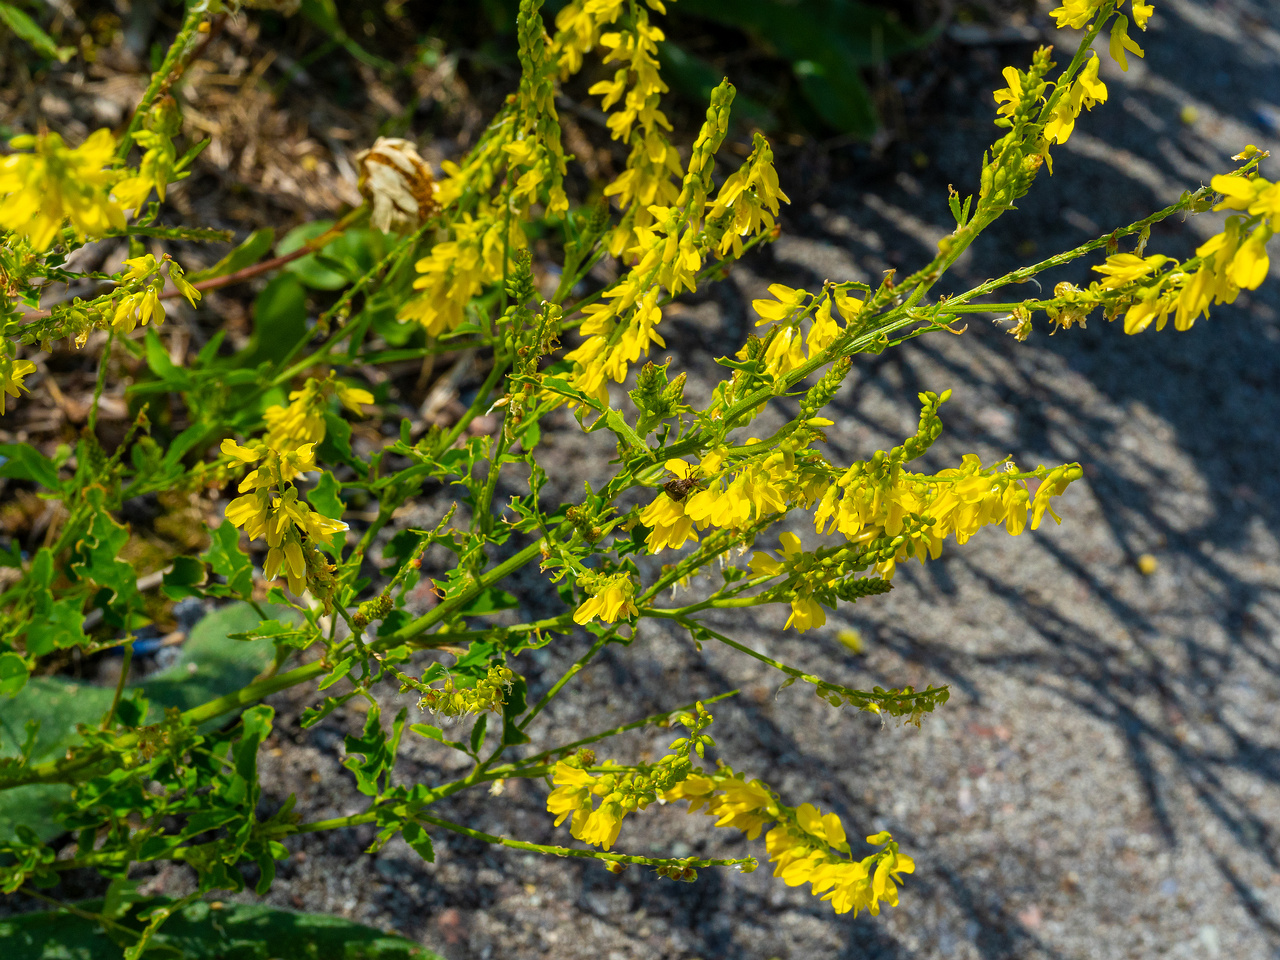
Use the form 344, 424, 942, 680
0, 130, 124, 251
1037, 155, 1277, 336
221, 374, 371, 595
565, 125, 788, 407
548, 706, 713, 847
664, 769, 914, 916
572, 572, 639, 625
0, 118, 183, 252
109, 254, 201, 335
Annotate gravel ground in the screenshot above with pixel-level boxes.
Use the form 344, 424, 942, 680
13, 1, 1280, 958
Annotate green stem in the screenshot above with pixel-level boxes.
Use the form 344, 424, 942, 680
86, 328, 115, 435
115, 4, 207, 160
413, 811, 754, 869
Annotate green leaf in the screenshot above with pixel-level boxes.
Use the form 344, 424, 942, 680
402, 821, 436, 863
309, 471, 345, 520
279, 220, 350, 290
144, 329, 192, 390
468, 713, 488, 755
187, 228, 275, 283
318, 408, 354, 464
0, 652, 28, 696
203, 522, 253, 599
0, 897, 442, 959
0, 3, 74, 61
0, 677, 116, 841
70, 498, 136, 609
162, 556, 207, 600
0, 443, 61, 490
25, 595, 87, 656
458, 587, 518, 616
237, 273, 308, 368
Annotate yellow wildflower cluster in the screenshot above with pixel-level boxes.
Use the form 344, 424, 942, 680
548, 705, 713, 848
1034, 153, 1277, 336
221, 374, 370, 595
745, 283, 859, 384
0, 130, 124, 251
418, 664, 515, 718
0, 116, 183, 252
665, 768, 914, 917
572, 572, 638, 625
110, 254, 201, 335
564, 84, 775, 406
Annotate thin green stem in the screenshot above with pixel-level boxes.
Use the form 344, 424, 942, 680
414, 811, 754, 869
86, 328, 114, 435
115, 4, 207, 160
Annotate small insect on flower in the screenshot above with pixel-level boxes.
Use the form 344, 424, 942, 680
663, 462, 706, 502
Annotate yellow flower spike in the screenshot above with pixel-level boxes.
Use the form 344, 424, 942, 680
1108, 15, 1144, 72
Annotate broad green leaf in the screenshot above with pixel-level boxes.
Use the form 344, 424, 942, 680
0, 652, 28, 696
0, 443, 61, 490
237, 273, 307, 368
0, 897, 442, 959
141, 602, 295, 717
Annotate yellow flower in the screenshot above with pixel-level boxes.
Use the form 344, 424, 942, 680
1227, 225, 1271, 290
573, 574, 638, 624
992, 67, 1026, 119
577, 799, 625, 849
1131, 1, 1155, 29
1109, 15, 1144, 72
752, 284, 808, 324
639, 495, 699, 552
785, 595, 826, 633
111, 287, 165, 335
0, 129, 125, 250
0, 355, 37, 415
869, 846, 915, 912
336, 382, 375, 416
547, 762, 596, 830
1092, 252, 1166, 289
1048, 0, 1103, 29
220, 439, 262, 463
